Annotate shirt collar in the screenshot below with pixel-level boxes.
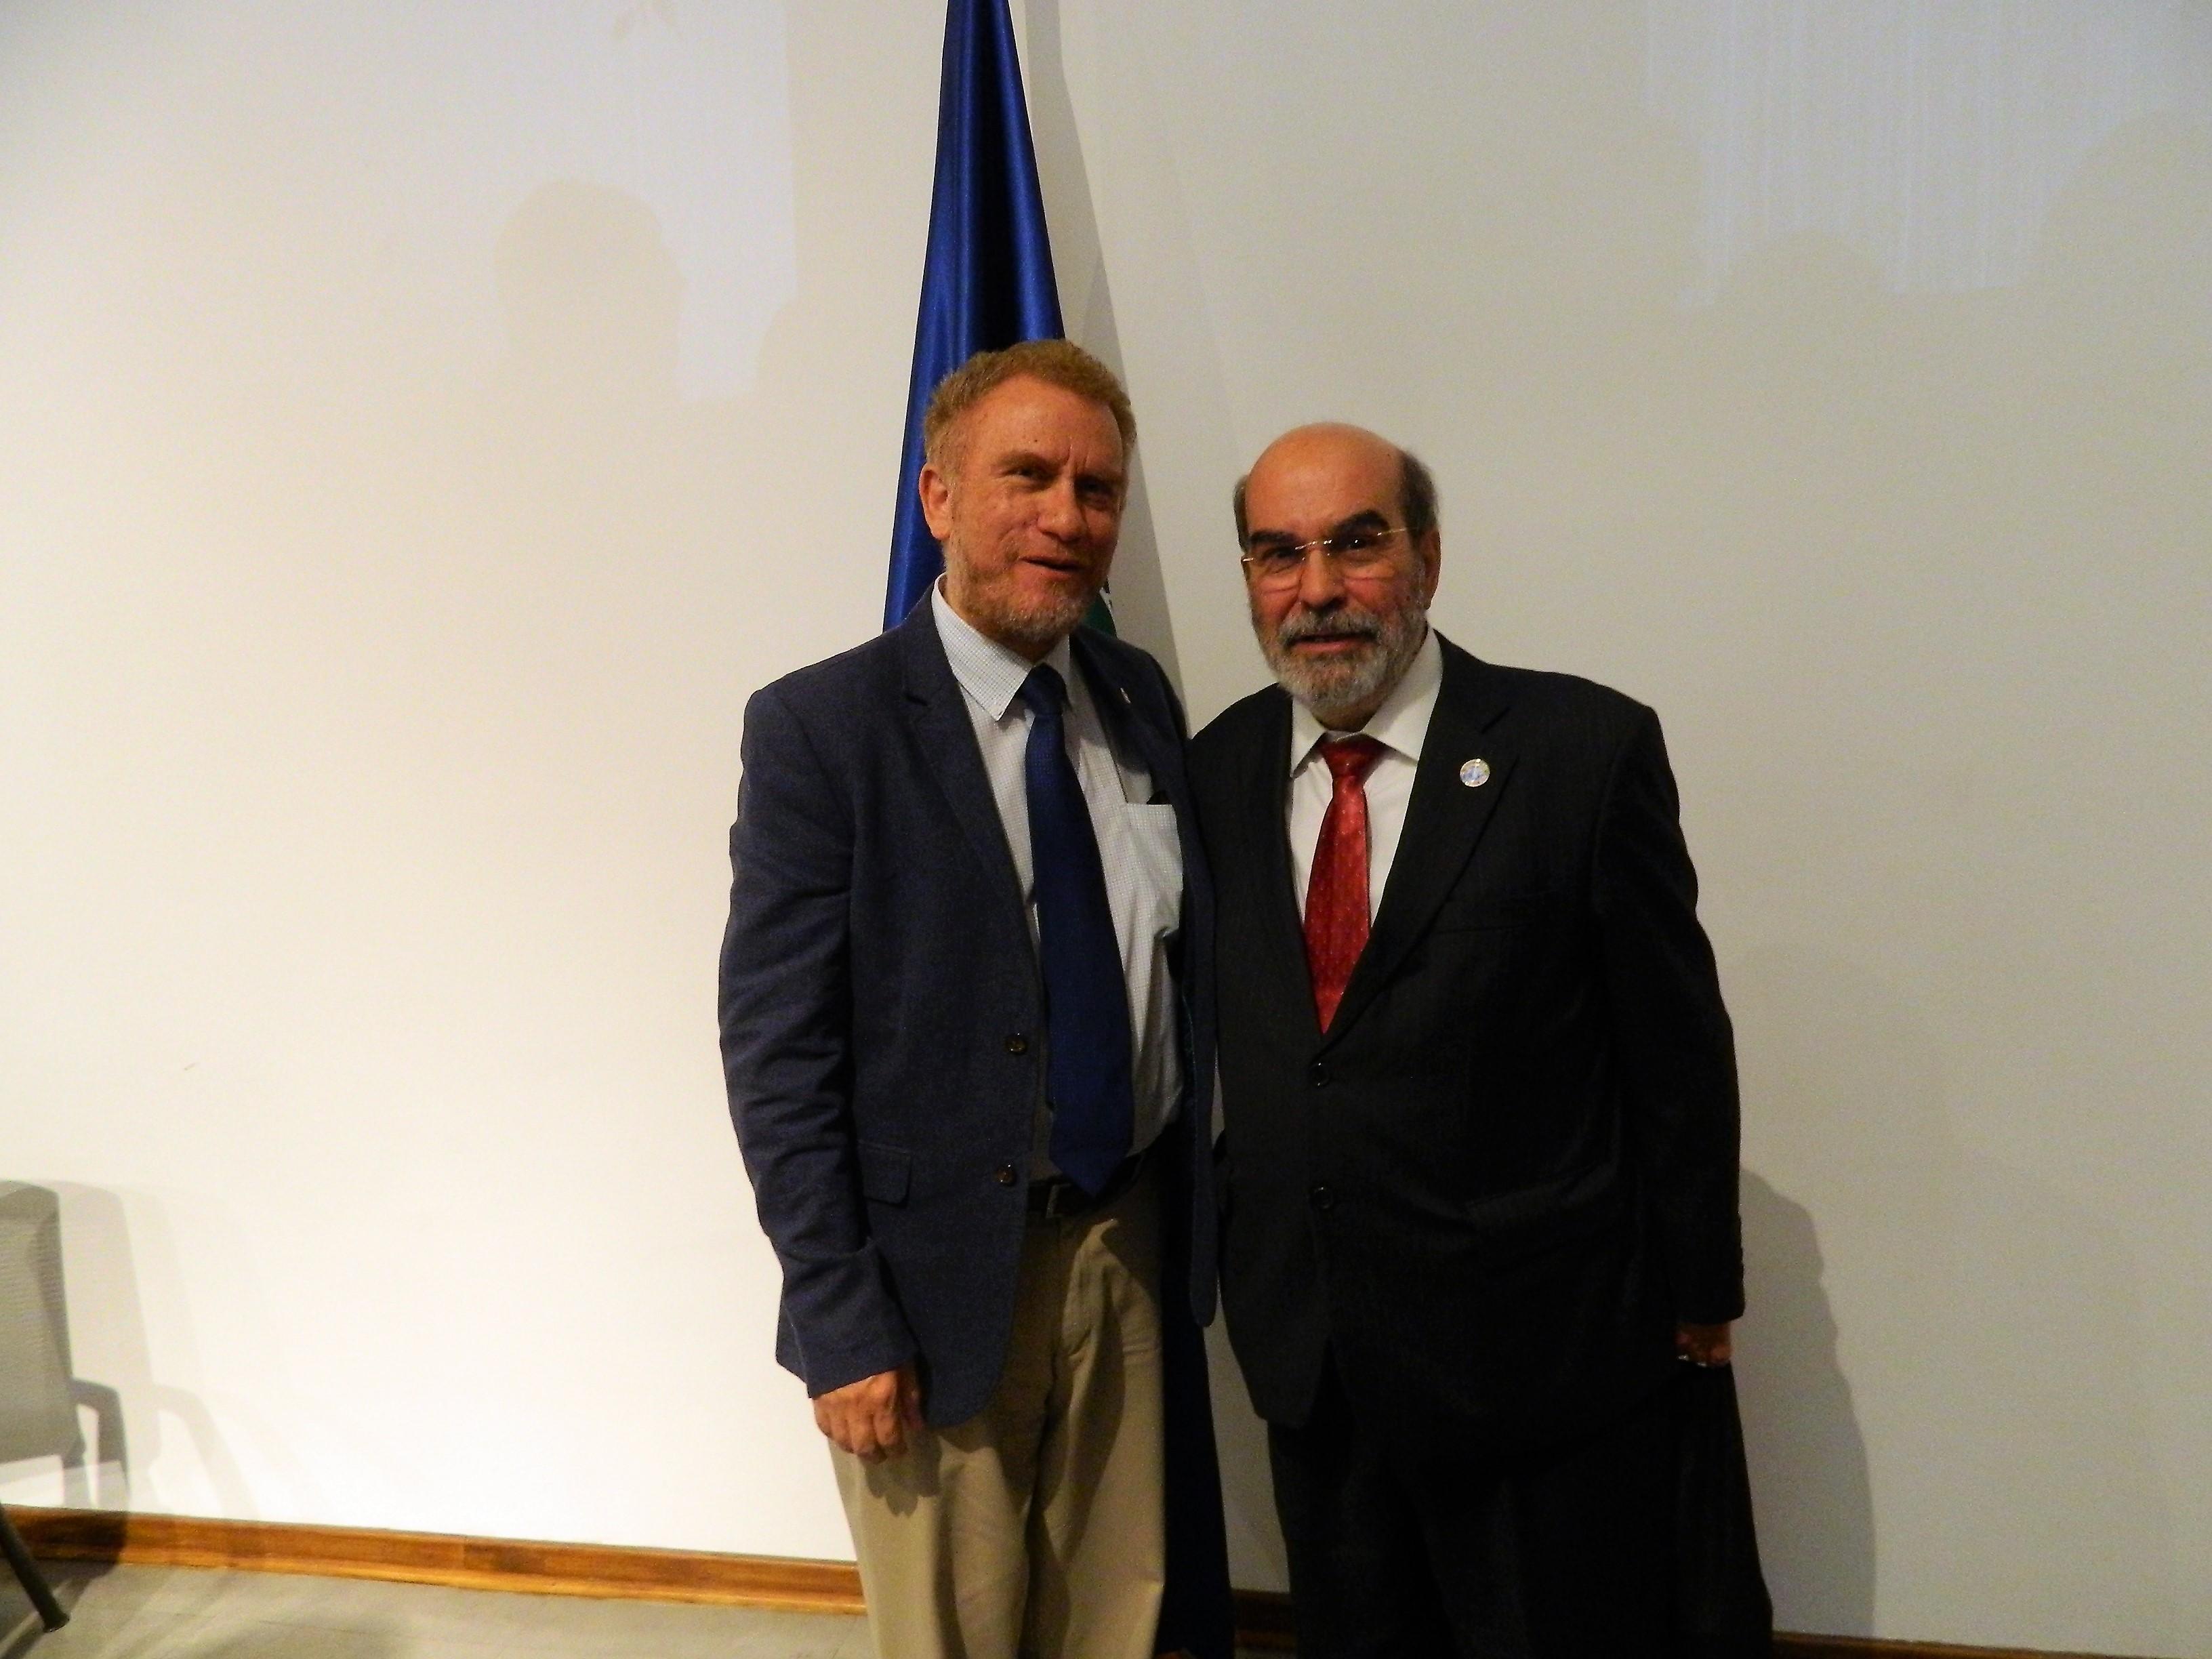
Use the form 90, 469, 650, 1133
1288, 624, 1444, 776
932, 579, 1076, 722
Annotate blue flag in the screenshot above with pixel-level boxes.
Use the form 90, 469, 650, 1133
883, 0, 1065, 630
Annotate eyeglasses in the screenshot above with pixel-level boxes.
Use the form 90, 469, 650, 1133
1239, 525, 1410, 588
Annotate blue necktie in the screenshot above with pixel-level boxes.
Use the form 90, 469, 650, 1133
1017, 664, 1134, 1195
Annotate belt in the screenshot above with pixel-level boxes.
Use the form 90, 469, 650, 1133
1027, 1144, 1149, 1221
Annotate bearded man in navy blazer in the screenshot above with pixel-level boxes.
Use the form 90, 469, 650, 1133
1191, 424, 1753, 1658
719, 341, 1229, 1659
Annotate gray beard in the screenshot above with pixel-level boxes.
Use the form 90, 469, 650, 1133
962, 586, 1094, 657
1263, 600, 1428, 724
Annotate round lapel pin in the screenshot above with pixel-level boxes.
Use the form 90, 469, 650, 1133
1459, 757, 1491, 788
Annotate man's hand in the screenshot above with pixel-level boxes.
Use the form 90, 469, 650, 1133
813, 1364, 924, 1462
1675, 1320, 1733, 1368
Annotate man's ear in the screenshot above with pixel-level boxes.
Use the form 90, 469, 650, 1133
919, 462, 954, 541
1416, 530, 1443, 604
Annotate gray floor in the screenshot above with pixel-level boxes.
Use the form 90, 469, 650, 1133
1, 1564, 1277, 1658
1, 1563, 874, 1659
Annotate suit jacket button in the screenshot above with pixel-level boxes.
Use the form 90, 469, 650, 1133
995, 1164, 1019, 1187
1309, 1061, 1328, 1087
1004, 1033, 1029, 1055
1309, 1185, 1335, 1210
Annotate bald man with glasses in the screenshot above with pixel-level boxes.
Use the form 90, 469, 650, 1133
1189, 424, 1764, 1657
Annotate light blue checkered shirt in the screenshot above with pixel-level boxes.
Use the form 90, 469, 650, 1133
931, 585, 1185, 1176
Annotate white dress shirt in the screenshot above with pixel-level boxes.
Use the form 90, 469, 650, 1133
932, 584, 1185, 1174
1286, 626, 1444, 920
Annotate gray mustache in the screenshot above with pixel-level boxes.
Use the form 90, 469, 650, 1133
1277, 609, 1382, 647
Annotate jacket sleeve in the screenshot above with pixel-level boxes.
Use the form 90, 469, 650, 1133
719, 681, 918, 1394
1591, 705, 1746, 1325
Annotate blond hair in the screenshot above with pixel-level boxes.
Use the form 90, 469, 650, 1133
922, 339, 1136, 471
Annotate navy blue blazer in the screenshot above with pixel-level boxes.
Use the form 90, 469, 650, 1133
719, 602, 1219, 1427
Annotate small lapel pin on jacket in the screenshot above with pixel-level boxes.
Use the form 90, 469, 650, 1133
1459, 757, 1491, 788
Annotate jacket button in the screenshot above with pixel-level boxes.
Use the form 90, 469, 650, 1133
1004, 1033, 1028, 1055
995, 1164, 1019, 1187
1309, 1061, 1328, 1087
1309, 1185, 1336, 1211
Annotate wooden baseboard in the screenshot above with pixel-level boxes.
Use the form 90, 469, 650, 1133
5, 1507, 2131, 1658
8, 1506, 859, 1613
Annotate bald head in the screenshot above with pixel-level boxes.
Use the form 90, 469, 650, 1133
1233, 424, 1439, 552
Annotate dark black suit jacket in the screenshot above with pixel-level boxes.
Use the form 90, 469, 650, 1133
1191, 634, 1742, 1457
720, 602, 1218, 1426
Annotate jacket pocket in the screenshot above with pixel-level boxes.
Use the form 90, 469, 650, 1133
856, 1140, 912, 1206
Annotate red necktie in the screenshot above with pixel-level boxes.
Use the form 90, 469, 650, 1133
1304, 735, 1385, 1031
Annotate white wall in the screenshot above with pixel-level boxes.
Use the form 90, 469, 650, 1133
3, 3, 2207, 1654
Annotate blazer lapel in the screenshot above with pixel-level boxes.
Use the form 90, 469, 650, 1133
1324, 640, 1517, 1046
1072, 630, 1176, 803
896, 605, 1030, 936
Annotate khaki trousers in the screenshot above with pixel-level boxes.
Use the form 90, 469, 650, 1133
832, 1165, 1165, 1659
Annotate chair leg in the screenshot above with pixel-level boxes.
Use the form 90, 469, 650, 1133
0, 1504, 68, 1631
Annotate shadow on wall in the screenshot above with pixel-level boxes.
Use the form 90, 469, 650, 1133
1024, 0, 1185, 693
1202, 1319, 1284, 1592
369, 176, 781, 945
0, 1185, 253, 1527
1729, 949, 2181, 1647
1734, 1170, 1872, 1639
0, 1185, 127, 1514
